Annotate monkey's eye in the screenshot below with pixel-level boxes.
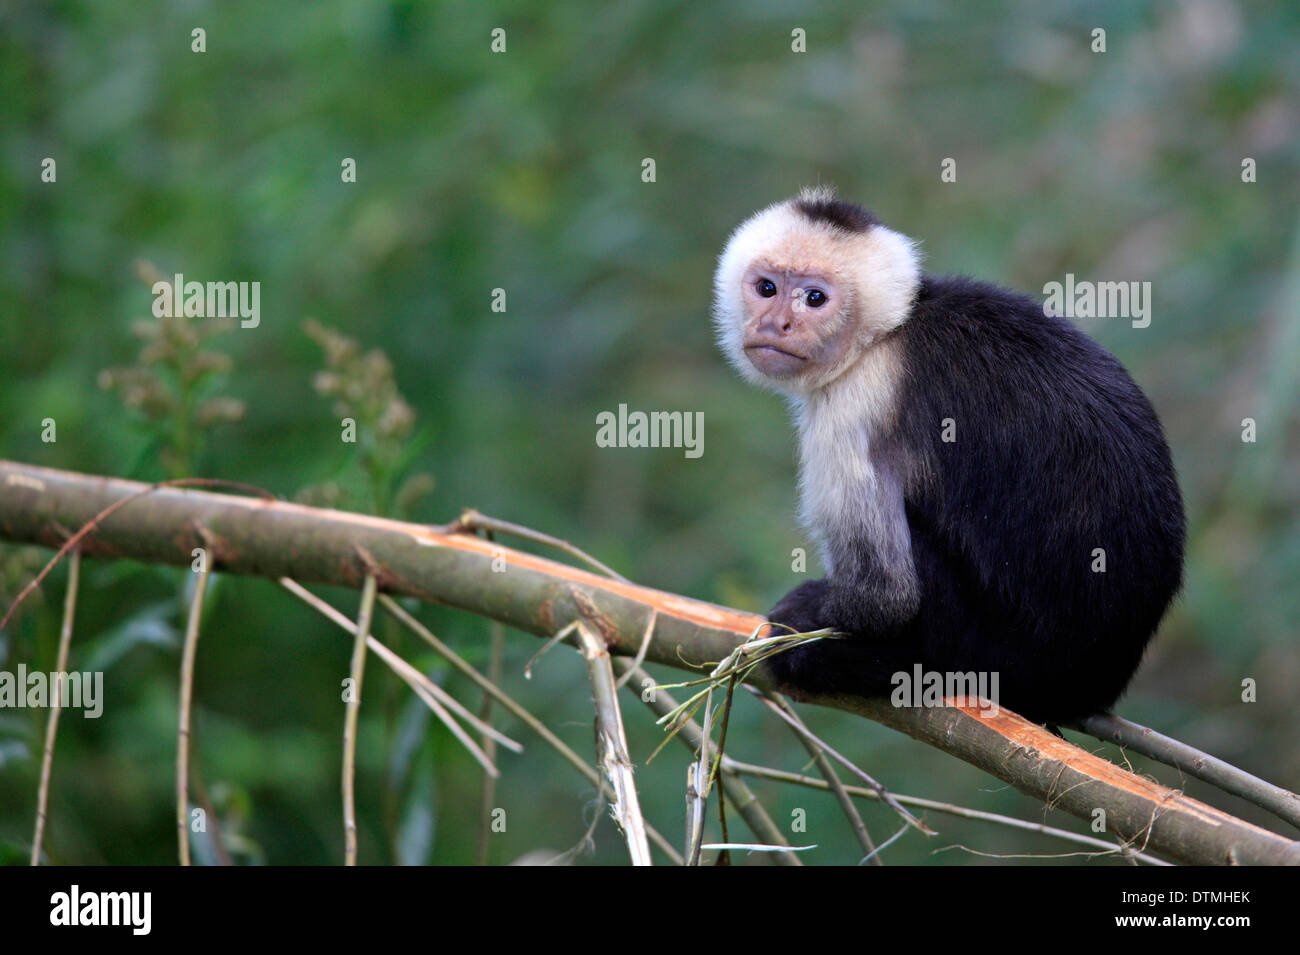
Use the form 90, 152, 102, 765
804, 288, 827, 308
756, 278, 777, 298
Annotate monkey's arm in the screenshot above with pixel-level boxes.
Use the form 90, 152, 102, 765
763, 498, 937, 698
769, 465, 921, 639
767, 577, 832, 635
767, 561, 921, 639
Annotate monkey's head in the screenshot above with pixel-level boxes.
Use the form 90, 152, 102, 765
712, 187, 921, 395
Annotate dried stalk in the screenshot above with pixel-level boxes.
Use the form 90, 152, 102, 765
771, 694, 881, 864
176, 551, 213, 865
342, 575, 378, 865
29, 548, 81, 866
615, 659, 803, 866
572, 621, 652, 866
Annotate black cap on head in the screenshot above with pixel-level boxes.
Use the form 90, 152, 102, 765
794, 196, 878, 233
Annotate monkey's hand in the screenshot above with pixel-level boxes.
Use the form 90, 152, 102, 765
766, 578, 832, 637
763, 577, 918, 700
763, 578, 836, 698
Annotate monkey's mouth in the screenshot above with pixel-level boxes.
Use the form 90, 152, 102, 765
744, 343, 808, 377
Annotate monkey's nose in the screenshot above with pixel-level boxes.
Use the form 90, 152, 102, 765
755, 311, 795, 338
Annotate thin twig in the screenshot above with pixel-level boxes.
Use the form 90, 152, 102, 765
572, 620, 652, 865
547, 776, 610, 865
450, 509, 628, 582
648, 626, 833, 731
342, 575, 378, 865
709, 668, 740, 865
612, 609, 657, 690
615, 659, 803, 866
280, 579, 519, 772
376, 594, 684, 864
934, 843, 1157, 862
364, 637, 504, 776
476, 524, 505, 864
370, 639, 520, 752
772, 694, 881, 865
478, 619, 505, 865
1076, 712, 1300, 831
687, 685, 714, 866
861, 823, 909, 864
644, 623, 807, 763
701, 842, 817, 854
725, 760, 1171, 865
524, 620, 578, 679
186, 741, 233, 866
751, 687, 934, 836
685, 761, 707, 865
176, 549, 213, 865
30, 548, 80, 866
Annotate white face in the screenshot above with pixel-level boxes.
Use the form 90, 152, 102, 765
738, 262, 854, 381
712, 192, 923, 397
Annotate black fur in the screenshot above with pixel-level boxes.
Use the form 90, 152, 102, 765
765, 275, 1186, 723
794, 197, 879, 233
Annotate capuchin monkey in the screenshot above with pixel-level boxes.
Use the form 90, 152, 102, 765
712, 187, 1185, 723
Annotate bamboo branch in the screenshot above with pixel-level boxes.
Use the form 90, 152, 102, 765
1076, 712, 1300, 831
571, 620, 652, 866
2, 460, 1296, 866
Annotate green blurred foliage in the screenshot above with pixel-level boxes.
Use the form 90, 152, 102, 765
1, 0, 1298, 865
